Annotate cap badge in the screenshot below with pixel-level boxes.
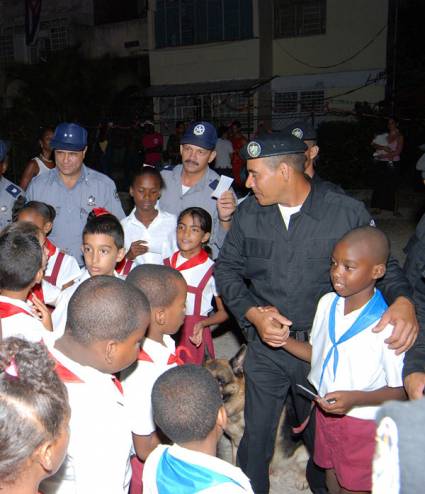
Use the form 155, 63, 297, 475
292, 128, 304, 140
193, 124, 205, 136
247, 141, 261, 158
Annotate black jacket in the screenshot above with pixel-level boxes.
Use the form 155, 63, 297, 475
216, 180, 412, 341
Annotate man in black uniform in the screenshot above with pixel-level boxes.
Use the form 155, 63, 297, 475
215, 133, 418, 494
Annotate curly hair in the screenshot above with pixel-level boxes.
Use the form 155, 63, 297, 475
0, 338, 69, 485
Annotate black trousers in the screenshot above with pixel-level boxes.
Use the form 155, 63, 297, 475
237, 337, 327, 494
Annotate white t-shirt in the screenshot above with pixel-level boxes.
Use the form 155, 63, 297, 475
182, 184, 190, 195
308, 292, 404, 420
121, 208, 177, 266
278, 204, 302, 229
0, 295, 50, 342
215, 138, 234, 169
41, 344, 132, 494
174, 252, 217, 316
143, 444, 254, 494
121, 335, 178, 436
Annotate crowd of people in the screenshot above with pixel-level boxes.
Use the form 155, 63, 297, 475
0, 116, 424, 494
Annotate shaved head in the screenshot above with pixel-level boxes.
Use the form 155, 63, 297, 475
338, 226, 390, 265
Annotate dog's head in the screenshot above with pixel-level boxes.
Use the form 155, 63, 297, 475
204, 344, 247, 404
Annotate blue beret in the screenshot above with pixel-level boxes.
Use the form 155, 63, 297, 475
283, 120, 317, 141
241, 133, 307, 160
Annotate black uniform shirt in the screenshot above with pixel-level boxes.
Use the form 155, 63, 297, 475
216, 180, 412, 339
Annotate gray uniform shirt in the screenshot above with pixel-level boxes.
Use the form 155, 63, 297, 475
159, 164, 227, 258
0, 177, 23, 230
26, 165, 125, 263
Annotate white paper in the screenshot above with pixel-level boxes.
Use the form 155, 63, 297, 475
211, 175, 234, 199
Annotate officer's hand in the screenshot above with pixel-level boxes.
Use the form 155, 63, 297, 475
373, 296, 418, 354
127, 240, 149, 260
404, 372, 425, 400
246, 307, 292, 347
217, 191, 237, 228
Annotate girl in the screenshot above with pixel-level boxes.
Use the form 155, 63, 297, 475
165, 207, 228, 364
16, 201, 81, 306
0, 337, 70, 494
20, 127, 55, 190
120, 166, 176, 275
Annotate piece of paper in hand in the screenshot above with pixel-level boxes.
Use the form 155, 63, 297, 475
211, 175, 234, 199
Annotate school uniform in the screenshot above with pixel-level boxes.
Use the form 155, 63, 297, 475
0, 295, 49, 342
121, 208, 177, 267
164, 250, 217, 364
41, 344, 132, 494
308, 289, 404, 492
122, 335, 182, 436
143, 444, 254, 494
44, 238, 81, 288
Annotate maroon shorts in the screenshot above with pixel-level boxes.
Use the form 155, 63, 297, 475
314, 407, 376, 492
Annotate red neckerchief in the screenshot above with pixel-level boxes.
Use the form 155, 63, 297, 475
54, 359, 84, 384
0, 301, 33, 318
45, 238, 57, 258
28, 283, 45, 305
112, 376, 124, 395
138, 348, 154, 362
169, 249, 209, 272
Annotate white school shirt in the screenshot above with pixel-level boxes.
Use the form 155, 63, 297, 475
308, 292, 404, 420
0, 295, 50, 342
174, 252, 217, 316
45, 242, 81, 288
121, 208, 177, 266
121, 335, 179, 436
143, 444, 254, 494
41, 344, 132, 494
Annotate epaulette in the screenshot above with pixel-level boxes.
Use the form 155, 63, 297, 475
209, 179, 219, 190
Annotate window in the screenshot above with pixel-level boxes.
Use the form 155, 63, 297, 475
274, 0, 326, 38
273, 90, 324, 116
155, 0, 253, 48
50, 19, 68, 51
0, 30, 14, 65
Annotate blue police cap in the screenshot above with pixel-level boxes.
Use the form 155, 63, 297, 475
0, 140, 7, 162
50, 123, 88, 151
283, 120, 317, 141
241, 133, 307, 160
181, 121, 217, 151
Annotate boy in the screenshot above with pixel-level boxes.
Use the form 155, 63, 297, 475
282, 226, 405, 494
143, 365, 254, 493
0, 226, 52, 340
52, 210, 126, 336
123, 264, 188, 461
42, 275, 150, 494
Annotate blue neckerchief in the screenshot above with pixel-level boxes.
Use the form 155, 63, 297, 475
318, 290, 388, 393
156, 448, 243, 493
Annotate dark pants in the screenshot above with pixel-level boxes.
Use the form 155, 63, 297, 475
371, 160, 400, 212
237, 338, 327, 494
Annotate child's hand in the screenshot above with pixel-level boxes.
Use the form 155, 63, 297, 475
316, 390, 361, 415
189, 322, 204, 347
127, 240, 148, 260
30, 295, 53, 332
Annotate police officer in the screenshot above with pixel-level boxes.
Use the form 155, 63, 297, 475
0, 140, 23, 231
159, 121, 236, 258
26, 123, 125, 263
215, 132, 417, 493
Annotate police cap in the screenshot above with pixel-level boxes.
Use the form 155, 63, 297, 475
241, 133, 307, 160
0, 140, 7, 162
181, 121, 217, 151
283, 120, 317, 141
50, 123, 88, 151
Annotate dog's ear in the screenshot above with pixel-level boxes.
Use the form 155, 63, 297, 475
202, 344, 213, 366
230, 344, 247, 377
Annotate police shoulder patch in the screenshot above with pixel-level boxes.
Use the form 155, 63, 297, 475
5, 184, 21, 198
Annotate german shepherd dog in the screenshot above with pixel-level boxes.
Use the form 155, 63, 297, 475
204, 344, 309, 490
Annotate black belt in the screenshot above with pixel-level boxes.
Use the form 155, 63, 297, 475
289, 329, 310, 342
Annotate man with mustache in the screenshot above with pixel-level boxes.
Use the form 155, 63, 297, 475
159, 121, 236, 258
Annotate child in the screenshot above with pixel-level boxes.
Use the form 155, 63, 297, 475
16, 200, 81, 290
0, 337, 70, 494
122, 264, 187, 493
52, 209, 126, 336
0, 225, 53, 340
164, 207, 228, 364
143, 364, 254, 493
42, 275, 151, 494
120, 166, 177, 274
282, 226, 405, 494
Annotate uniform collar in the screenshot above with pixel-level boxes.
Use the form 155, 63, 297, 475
50, 164, 89, 186
128, 207, 162, 225
141, 335, 176, 364
173, 164, 215, 192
